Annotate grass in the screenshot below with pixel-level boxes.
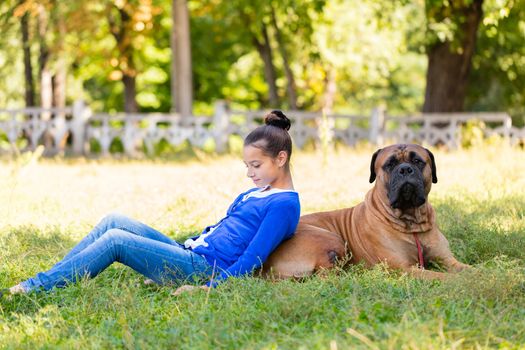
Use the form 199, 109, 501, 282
1, 145, 524, 349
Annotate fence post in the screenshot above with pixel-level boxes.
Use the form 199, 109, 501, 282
503, 113, 512, 139
72, 100, 91, 155
369, 106, 385, 145
213, 100, 229, 153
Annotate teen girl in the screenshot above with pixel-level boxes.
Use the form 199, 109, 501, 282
4, 111, 299, 296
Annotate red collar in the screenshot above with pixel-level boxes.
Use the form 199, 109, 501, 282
413, 233, 425, 269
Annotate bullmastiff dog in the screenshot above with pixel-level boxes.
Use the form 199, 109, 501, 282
263, 144, 469, 280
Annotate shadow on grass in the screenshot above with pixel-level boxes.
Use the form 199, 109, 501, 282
432, 194, 525, 264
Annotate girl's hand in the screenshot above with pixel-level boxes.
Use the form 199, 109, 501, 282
172, 285, 209, 296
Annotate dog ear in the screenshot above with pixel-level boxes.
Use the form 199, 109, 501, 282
425, 148, 438, 183
369, 149, 381, 183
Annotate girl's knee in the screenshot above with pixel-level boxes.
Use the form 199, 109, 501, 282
87, 229, 132, 264
101, 213, 129, 228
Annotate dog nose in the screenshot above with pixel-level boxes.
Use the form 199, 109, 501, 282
397, 164, 414, 176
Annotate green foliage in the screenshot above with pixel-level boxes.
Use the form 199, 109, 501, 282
466, 0, 525, 122
190, 0, 327, 110
460, 119, 486, 148
0, 0, 524, 118
317, 0, 427, 114
0, 0, 26, 108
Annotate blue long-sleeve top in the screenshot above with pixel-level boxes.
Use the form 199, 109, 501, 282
184, 187, 300, 287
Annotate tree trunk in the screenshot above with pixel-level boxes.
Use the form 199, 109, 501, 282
122, 74, 138, 113
253, 23, 279, 107
52, 70, 66, 109
270, 7, 297, 109
323, 68, 336, 115
171, 0, 193, 119
53, 16, 66, 110
21, 11, 35, 107
38, 4, 52, 116
108, 6, 138, 113
423, 0, 483, 113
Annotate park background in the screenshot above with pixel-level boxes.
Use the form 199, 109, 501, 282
1, 0, 524, 122
1, 0, 525, 349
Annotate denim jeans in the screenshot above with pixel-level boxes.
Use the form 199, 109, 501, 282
20, 213, 214, 292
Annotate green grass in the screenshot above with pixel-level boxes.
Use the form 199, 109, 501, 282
1, 146, 525, 349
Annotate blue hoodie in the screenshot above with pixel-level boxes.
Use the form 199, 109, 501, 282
185, 187, 300, 286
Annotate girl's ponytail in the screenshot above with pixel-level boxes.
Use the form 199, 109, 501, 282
265, 110, 291, 131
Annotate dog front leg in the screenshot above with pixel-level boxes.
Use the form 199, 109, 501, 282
406, 266, 447, 280
428, 232, 471, 273
441, 256, 471, 272
390, 259, 448, 280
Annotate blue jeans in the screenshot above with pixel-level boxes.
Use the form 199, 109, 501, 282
20, 213, 214, 292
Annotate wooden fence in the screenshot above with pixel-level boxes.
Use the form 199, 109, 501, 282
0, 100, 524, 157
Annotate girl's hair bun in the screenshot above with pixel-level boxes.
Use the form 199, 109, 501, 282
264, 110, 291, 131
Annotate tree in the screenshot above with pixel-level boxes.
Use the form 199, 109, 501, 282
20, 5, 35, 107
37, 1, 52, 114
235, 2, 280, 107
69, 0, 164, 113
251, 19, 279, 107
423, 0, 484, 112
314, 0, 427, 114
465, 0, 525, 122
171, 0, 193, 117
10, 0, 85, 110
52, 6, 66, 110
270, 4, 297, 109
3, 0, 522, 120
194, 0, 325, 109
107, 2, 139, 113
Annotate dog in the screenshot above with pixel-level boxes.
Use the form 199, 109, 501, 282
263, 144, 469, 280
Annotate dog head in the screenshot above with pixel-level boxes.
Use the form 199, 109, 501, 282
369, 144, 437, 210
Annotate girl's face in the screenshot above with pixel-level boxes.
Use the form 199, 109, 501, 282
243, 144, 287, 188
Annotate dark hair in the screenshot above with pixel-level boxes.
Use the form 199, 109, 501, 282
244, 110, 293, 169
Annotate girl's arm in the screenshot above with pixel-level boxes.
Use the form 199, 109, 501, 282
206, 200, 300, 287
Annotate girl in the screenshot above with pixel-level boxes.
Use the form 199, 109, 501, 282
4, 111, 300, 296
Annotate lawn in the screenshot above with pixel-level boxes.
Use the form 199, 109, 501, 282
1, 145, 524, 349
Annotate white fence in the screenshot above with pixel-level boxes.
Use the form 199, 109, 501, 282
0, 100, 524, 157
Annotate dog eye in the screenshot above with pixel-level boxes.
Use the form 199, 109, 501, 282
413, 159, 424, 165
385, 160, 396, 169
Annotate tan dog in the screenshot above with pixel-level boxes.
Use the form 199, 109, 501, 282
263, 144, 469, 280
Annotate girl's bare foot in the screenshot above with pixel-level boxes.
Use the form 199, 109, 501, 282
143, 279, 156, 285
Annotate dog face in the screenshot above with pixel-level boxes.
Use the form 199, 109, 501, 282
369, 144, 437, 210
